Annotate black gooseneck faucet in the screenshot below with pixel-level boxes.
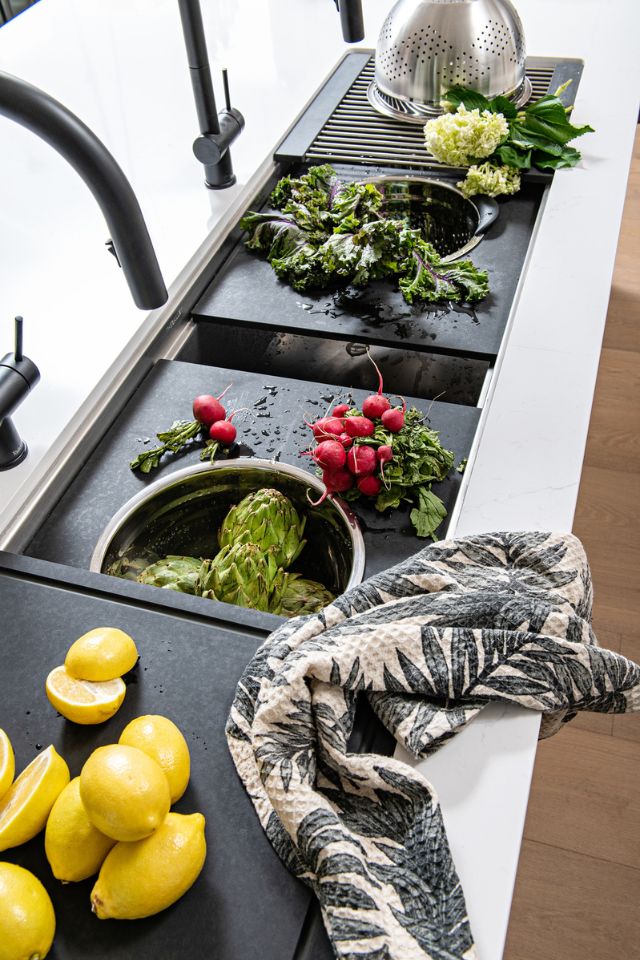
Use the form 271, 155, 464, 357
0, 70, 168, 311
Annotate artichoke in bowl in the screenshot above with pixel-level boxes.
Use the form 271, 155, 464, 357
137, 555, 204, 595
218, 488, 306, 569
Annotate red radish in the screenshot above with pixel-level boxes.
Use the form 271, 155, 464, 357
337, 432, 353, 448
323, 467, 354, 492
209, 420, 236, 445
307, 467, 353, 507
209, 407, 242, 446
361, 352, 392, 419
193, 384, 232, 427
312, 440, 346, 470
362, 393, 391, 419
306, 416, 345, 440
344, 416, 375, 438
376, 443, 393, 483
332, 403, 351, 418
381, 397, 406, 433
346, 445, 377, 476
357, 475, 382, 496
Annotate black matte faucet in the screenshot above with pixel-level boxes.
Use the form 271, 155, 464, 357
0, 317, 40, 470
0, 71, 168, 311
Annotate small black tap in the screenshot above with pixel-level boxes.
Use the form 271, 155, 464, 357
178, 0, 244, 189
0, 317, 40, 470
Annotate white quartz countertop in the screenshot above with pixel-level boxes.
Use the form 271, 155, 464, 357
0, 1, 638, 958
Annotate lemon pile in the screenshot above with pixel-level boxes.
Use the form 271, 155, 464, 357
0, 627, 207, 956
45, 627, 138, 725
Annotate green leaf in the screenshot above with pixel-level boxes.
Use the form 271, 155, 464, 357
488, 95, 518, 119
493, 143, 532, 169
443, 86, 491, 112
532, 146, 582, 170
409, 487, 448, 539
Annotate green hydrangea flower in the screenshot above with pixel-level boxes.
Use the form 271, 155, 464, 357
458, 162, 521, 198
424, 105, 509, 167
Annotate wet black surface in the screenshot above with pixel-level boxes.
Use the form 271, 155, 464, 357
193, 164, 542, 362
0, 561, 309, 960
27, 359, 479, 580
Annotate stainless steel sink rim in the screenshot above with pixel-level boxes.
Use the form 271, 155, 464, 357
90, 457, 366, 592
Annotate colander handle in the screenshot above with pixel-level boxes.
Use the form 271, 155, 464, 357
473, 196, 500, 236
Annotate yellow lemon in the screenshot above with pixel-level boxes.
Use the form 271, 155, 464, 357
80, 745, 170, 842
45, 777, 116, 882
0, 729, 15, 801
45, 665, 126, 725
65, 627, 138, 682
118, 715, 190, 803
91, 812, 206, 920
0, 746, 69, 853
0, 862, 55, 960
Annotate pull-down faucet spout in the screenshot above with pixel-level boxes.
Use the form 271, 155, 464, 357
0, 70, 168, 311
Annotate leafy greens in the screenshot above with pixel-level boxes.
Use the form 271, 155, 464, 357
443, 83, 594, 173
240, 164, 489, 306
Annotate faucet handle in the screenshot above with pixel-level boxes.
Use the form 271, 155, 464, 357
14, 315, 23, 361
1, 315, 39, 387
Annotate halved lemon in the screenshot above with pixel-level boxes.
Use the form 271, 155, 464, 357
0, 745, 70, 853
65, 627, 138, 682
45, 666, 126, 725
0, 730, 15, 801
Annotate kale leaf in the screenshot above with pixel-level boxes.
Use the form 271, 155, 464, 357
241, 165, 490, 306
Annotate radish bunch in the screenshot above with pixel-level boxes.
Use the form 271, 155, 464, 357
193, 386, 241, 449
304, 355, 406, 506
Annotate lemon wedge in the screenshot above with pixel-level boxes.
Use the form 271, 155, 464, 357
45, 665, 126, 725
65, 627, 138, 682
0, 862, 56, 960
0, 745, 70, 853
0, 729, 15, 801
119, 715, 190, 803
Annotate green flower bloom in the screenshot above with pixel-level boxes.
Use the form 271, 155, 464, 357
424, 105, 509, 166
458, 162, 521, 198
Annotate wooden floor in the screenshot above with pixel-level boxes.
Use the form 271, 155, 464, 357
503, 129, 640, 959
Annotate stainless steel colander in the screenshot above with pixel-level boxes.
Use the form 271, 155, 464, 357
368, 0, 530, 123
367, 175, 499, 260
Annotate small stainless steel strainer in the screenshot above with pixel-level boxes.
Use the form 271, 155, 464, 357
368, 0, 530, 123
366, 175, 499, 261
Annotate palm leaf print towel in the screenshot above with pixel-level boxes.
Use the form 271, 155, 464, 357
226, 532, 640, 959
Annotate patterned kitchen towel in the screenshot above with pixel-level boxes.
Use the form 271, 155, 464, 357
226, 532, 640, 960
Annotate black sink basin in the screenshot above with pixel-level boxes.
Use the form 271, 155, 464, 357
180, 321, 488, 407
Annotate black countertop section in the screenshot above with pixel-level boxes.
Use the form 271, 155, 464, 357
193, 165, 542, 362
26, 359, 480, 580
0, 555, 311, 960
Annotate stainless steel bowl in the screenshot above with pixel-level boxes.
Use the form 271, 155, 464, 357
90, 459, 365, 597
369, 0, 530, 123
368, 174, 499, 260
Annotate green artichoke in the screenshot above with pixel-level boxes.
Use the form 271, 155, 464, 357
136, 555, 204, 595
272, 573, 335, 618
107, 554, 157, 582
218, 488, 306, 569
199, 542, 285, 612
